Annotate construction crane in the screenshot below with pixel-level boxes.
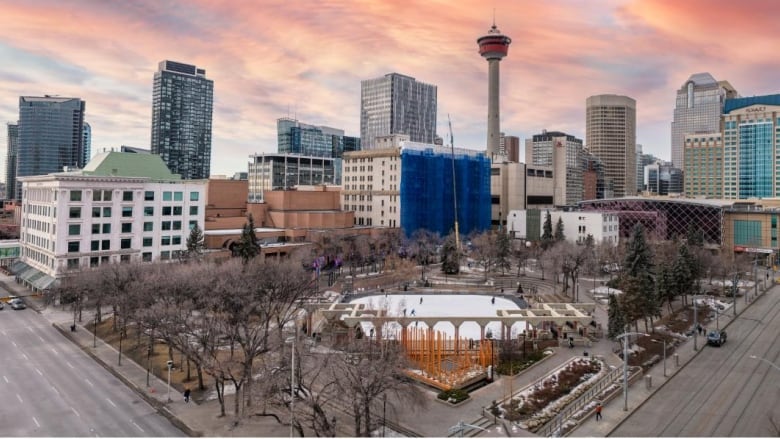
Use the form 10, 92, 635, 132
448, 114, 461, 257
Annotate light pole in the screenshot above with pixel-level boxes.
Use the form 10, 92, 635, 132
732, 272, 739, 317
382, 393, 387, 437
616, 331, 648, 411
93, 314, 97, 348
749, 355, 780, 371
291, 325, 296, 438
651, 338, 667, 377
166, 360, 173, 403
692, 294, 708, 351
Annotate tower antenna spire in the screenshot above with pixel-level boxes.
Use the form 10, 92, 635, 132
492, 8, 496, 27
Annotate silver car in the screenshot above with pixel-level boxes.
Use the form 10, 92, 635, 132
9, 298, 26, 310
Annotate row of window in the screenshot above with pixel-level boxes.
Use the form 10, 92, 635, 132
67, 234, 187, 253
69, 205, 198, 219
69, 189, 200, 202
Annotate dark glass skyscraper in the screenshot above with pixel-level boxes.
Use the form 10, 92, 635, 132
151, 60, 213, 180
360, 73, 437, 149
5, 123, 18, 200
16, 96, 85, 199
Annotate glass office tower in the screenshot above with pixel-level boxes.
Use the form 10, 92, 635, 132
151, 60, 213, 180
16, 96, 85, 199
5, 123, 18, 200
360, 73, 437, 149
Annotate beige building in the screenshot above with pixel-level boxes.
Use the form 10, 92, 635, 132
342, 146, 401, 228
491, 161, 555, 228
684, 132, 723, 198
586, 94, 637, 197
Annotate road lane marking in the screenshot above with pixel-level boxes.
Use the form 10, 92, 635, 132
52, 386, 59, 395
35, 368, 42, 376
51, 348, 58, 355
21, 354, 28, 360
38, 336, 45, 342
1, 330, 5, 336
3, 376, 7, 383
131, 421, 144, 433
71, 407, 80, 417
85, 378, 93, 387
32, 417, 40, 428
27, 326, 33, 332
12, 341, 17, 347
66, 361, 74, 369
16, 394, 23, 403
106, 398, 116, 408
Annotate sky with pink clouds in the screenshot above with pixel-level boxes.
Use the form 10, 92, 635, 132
1, 0, 779, 177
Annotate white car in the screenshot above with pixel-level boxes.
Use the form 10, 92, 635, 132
9, 298, 26, 310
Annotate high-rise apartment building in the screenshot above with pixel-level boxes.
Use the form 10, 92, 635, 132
525, 130, 584, 206
722, 95, 780, 199
151, 60, 213, 180
671, 73, 738, 169
360, 73, 437, 149
500, 133, 520, 162
586, 94, 637, 198
5, 123, 18, 200
16, 96, 86, 200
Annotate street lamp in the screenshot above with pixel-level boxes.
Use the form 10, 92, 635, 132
749, 355, 780, 372
166, 360, 173, 403
616, 331, 648, 411
382, 393, 387, 437
93, 314, 98, 349
651, 338, 667, 377
732, 272, 739, 317
692, 294, 709, 351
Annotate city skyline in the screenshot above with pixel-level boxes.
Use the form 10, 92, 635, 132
1, 0, 778, 176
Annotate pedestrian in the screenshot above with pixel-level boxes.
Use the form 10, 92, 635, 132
403, 308, 407, 316
595, 402, 602, 421
420, 297, 423, 304
491, 297, 496, 305
183, 387, 191, 403
411, 308, 416, 316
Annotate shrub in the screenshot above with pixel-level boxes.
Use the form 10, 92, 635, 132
437, 388, 470, 404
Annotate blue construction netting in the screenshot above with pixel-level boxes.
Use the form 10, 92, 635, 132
400, 148, 491, 237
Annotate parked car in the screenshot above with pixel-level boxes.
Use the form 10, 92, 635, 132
707, 330, 727, 347
9, 298, 26, 310
0, 301, 4, 310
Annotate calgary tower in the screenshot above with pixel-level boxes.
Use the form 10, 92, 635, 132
477, 20, 511, 161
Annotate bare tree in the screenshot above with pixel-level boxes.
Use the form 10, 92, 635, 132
470, 230, 497, 281
408, 229, 439, 281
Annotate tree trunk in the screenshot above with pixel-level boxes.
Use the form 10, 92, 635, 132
216, 380, 226, 417
363, 399, 372, 437
186, 356, 192, 381
197, 364, 205, 390
233, 381, 242, 418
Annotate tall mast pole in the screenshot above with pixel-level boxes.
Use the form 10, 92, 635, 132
449, 114, 461, 255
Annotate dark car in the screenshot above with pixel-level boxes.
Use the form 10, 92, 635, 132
0, 301, 4, 310
707, 330, 727, 347
9, 298, 26, 310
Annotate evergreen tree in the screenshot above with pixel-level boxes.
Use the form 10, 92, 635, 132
495, 231, 512, 275
607, 294, 626, 340
656, 263, 676, 313
686, 225, 705, 247
440, 232, 460, 275
541, 210, 553, 249
620, 224, 656, 332
554, 217, 565, 242
235, 214, 260, 263
185, 223, 205, 260
584, 233, 595, 248
672, 243, 695, 306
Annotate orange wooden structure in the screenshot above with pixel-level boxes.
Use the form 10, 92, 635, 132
398, 326, 495, 390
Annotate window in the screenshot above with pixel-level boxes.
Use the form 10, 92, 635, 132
173, 206, 182, 215
143, 237, 153, 247
142, 252, 152, 262
102, 207, 112, 217
101, 240, 110, 250
163, 191, 172, 201
67, 242, 80, 253
144, 191, 154, 201
189, 220, 197, 230
174, 192, 183, 201
121, 223, 132, 233
93, 190, 102, 202
91, 224, 100, 234
120, 254, 130, 263
69, 207, 81, 219
92, 207, 101, 218
161, 236, 171, 246
67, 258, 80, 269
68, 224, 80, 236
144, 206, 154, 216
91, 241, 100, 251
120, 238, 131, 249
102, 223, 111, 234
122, 207, 133, 217
172, 236, 181, 245
143, 222, 153, 232
162, 206, 172, 216
70, 190, 82, 202
103, 190, 112, 202
173, 221, 182, 230
90, 257, 99, 267
162, 221, 172, 231
190, 192, 199, 201
189, 206, 198, 215
122, 191, 133, 202
160, 251, 171, 260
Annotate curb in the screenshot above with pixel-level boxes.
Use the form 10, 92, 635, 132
52, 322, 202, 437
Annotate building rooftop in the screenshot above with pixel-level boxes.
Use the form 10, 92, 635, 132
724, 94, 780, 114
82, 152, 182, 180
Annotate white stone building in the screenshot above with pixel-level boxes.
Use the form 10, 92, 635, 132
507, 209, 619, 246
16, 152, 205, 289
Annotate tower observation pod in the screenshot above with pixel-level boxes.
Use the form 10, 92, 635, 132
477, 22, 511, 161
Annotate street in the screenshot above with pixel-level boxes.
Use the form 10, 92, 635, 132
0, 303, 185, 437
611, 288, 780, 437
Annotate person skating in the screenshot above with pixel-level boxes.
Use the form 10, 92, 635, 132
595, 402, 602, 421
